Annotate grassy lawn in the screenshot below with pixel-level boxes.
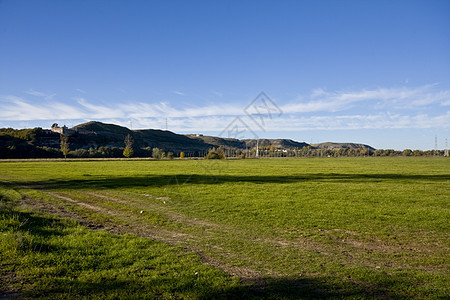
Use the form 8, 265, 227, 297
1, 157, 449, 298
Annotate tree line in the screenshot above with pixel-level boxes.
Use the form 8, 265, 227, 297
0, 127, 447, 159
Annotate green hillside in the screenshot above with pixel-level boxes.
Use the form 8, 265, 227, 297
0, 121, 390, 159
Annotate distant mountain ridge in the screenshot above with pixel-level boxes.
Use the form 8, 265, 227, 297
72, 121, 130, 136
71, 121, 213, 153
244, 139, 309, 149
70, 121, 374, 152
0, 121, 377, 158
312, 142, 375, 151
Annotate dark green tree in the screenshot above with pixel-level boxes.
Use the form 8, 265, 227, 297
60, 134, 70, 159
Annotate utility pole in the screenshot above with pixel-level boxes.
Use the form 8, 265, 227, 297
445, 138, 449, 157
256, 139, 259, 158
435, 135, 438, 156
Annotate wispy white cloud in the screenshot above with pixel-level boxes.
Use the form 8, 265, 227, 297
212, 91, 223, 97
0, 95, 85, 120
265, 112, 450, 131
439, 98, 450, 106
282, 84, 449, 113
172, 91, 185, 96
76, 98, 125, 119
117, 101, 242, 119
132, 110, 450, 134
24, 89, 46, 97
24, 89, 56, 100
1, 84, 449, 133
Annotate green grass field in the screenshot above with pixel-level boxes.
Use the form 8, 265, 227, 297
1, 157, 449, 299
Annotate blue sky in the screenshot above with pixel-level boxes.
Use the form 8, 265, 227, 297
0, 0, 449, 150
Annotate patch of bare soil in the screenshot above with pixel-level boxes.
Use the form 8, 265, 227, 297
21, 195, 106, 231
87, 191, 222, 229
196, 251, 265, 280
46, 192, 122, 217
323, 228, 449, 254
41, 191, 194, 243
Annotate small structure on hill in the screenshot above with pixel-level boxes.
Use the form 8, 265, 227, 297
51, 123, 75, 135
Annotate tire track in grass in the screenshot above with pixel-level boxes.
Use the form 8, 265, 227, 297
114, 190, 450, 276
18, 190, 264, 279
85, 191, 223, 230
8, 180, 446, 281
36, 190, 269, 279
80, 190, 323, 277
46, 191, 122, 217
43, 188, 450, 279
79, 190, 405, 276
45, 191, 194, 244
4, 178, 368, 267
82, 191, 282, 278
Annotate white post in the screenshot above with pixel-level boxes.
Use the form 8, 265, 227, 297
256, 139, 259, 158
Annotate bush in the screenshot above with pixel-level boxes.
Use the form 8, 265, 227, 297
205, 151, 221, 159
152, 148, 165, 160
205, 147, 226, 159
69, 149, 89, 158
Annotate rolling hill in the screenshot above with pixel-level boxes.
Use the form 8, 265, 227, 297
312, 142, 376, 151
71, 121, 321, 153
0, 121, 377, 158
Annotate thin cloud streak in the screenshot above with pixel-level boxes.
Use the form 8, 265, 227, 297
131, 111, 450, 133
76, 98, 125, 119
283, 84, 449, 113
1, 84, 449, 132
0, 96, 86, 120
267, 112, 450, 131
24, 89, 56, 100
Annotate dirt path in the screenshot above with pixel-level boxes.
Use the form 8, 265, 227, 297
86, 191, 222, 229
5, 179, 444, 282
19, 188, 267, 280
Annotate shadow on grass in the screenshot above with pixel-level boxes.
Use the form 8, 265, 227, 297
219, 276, 411, 299
16, 173, 450, 190
0, 206, 70, 253
23, 275, 410, 299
